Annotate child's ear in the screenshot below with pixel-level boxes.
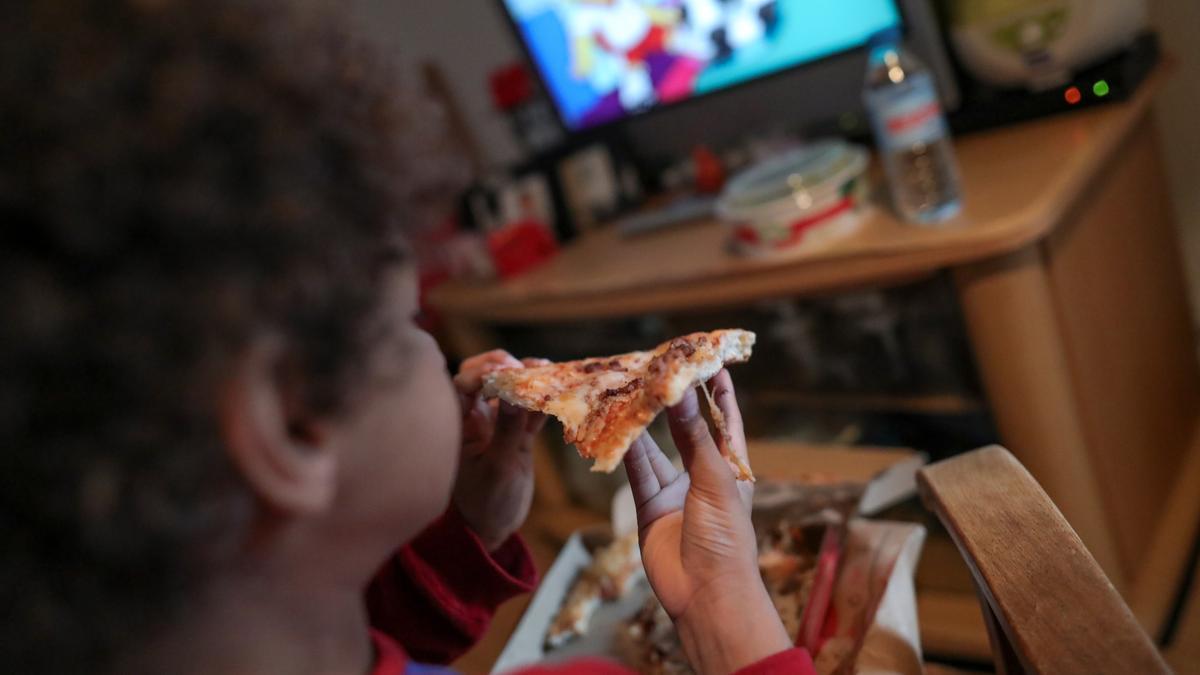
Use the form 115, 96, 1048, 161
218, 337, 338, 516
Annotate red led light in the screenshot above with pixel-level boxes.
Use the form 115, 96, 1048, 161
1064, 87, 1082, 105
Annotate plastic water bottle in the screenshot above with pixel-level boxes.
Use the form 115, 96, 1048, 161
863, 27, 962, 224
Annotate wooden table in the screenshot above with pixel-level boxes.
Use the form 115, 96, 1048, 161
432, 64, 1200, 660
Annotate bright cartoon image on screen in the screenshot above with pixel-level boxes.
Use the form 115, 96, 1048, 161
503, 0, 902, 131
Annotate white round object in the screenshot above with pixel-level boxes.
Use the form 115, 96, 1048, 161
949, 0, 1146, 90
716, 140, 869, 255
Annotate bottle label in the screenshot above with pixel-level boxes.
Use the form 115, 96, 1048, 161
866, 72, 947, 152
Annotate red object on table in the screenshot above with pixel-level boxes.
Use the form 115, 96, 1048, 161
490, 64, 534, 112
692, 145, 726, 194
487, 220, 558, 279
732, 196, 856, 249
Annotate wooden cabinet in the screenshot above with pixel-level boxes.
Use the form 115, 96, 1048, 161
432, 65, 1199, 660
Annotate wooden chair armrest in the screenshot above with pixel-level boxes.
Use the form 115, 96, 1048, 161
916, 446, 1169, 674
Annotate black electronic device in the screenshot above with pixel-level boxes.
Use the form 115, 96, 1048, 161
948, 32, 1160, 135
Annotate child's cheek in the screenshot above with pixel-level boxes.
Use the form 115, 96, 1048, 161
408, 337, 462, 507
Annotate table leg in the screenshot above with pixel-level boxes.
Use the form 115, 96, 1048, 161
953, 247, 1124, 584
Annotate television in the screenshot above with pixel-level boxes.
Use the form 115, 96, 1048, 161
500, 0, 905, 133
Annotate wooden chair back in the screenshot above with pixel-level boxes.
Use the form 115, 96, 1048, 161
916, 445, 1171, 674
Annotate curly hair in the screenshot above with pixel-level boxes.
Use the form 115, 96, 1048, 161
0, 1, 413, 670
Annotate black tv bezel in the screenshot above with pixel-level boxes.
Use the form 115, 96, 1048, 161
493, 0, 909, 139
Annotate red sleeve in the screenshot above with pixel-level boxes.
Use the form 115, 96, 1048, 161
366, 506, 538, 664
731, 648, 816, 675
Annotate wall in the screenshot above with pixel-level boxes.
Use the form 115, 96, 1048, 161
340, 0, 524, 166
1148, 0, 1200, 324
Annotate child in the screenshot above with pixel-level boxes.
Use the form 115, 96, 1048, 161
0, 1, 815, 673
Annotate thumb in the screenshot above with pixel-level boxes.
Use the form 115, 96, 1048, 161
490, 401, 533, 457
667, 388, 738, 501
461, 396, 495, 456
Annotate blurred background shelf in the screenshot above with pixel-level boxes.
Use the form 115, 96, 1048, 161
756, 390, 985, 416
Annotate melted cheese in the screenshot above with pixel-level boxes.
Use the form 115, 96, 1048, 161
544, 390, 590, 432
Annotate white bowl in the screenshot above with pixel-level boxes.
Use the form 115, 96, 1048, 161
717, 140, 870, 255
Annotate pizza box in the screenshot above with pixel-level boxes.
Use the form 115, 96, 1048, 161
494, 443, 927, 674
493, 529, 651, 673
746, 442, 926, 516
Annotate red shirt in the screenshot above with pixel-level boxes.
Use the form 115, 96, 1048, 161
366, 507, 816, 674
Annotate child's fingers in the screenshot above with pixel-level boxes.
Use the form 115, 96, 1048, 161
490, 401, 533, 456
736, 476, 754, 513
710, 370, 751, 473
453, 350, 522, 395
624, 434, 661, 507
525, 412, 548, 433
643, 433, 679, 486
461, 396, 495, 455
667, 389, 736, 501
458, 349, 518, 375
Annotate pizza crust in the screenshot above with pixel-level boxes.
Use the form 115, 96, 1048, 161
482, 329, 756, 476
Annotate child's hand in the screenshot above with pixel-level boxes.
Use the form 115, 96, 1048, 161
451, 350, 547, 551
625, 370, 792, 675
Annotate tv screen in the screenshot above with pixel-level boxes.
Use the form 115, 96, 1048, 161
501, 0, 903, 132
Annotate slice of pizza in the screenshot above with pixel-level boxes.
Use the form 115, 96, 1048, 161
482, 329, 756, 478
545, 532, 640, 649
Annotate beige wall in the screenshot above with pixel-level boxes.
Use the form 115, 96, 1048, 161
340, 0, 523, 167
1148, 0, 1200, 322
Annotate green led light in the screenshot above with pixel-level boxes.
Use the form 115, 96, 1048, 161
1093, 80, 1111, 97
